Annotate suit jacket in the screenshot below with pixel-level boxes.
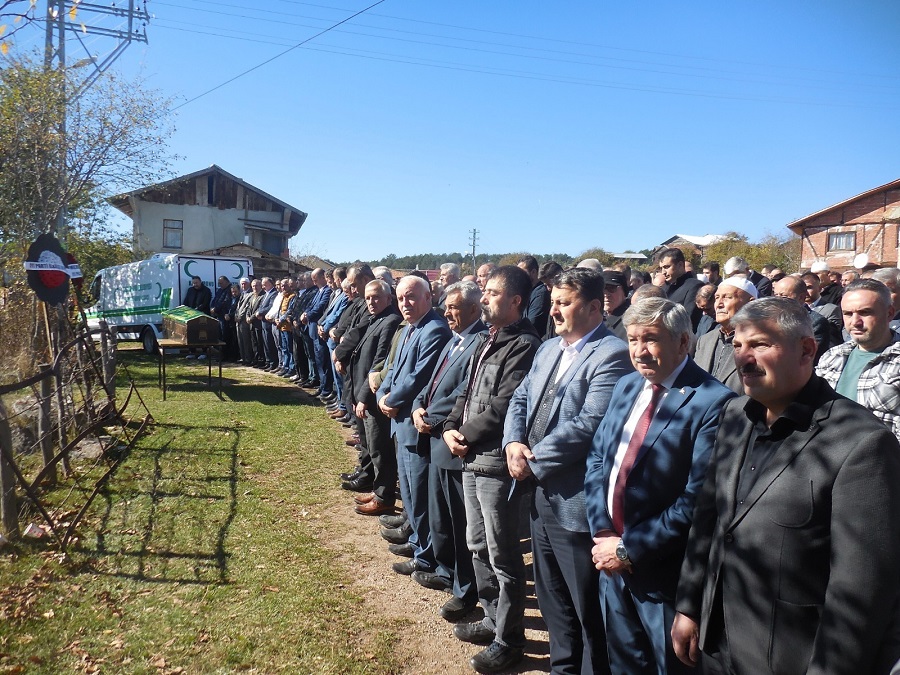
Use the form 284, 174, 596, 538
666, 272, 704, 329
305, 285, 333, 327
414, 320, 488, 471
503, 324, 632, 531
525, 282, 551, 337
694, 327, 743, 394
255, 288, 277, 319
605, 300, 630, 342
349, 308, 401, 408
235, 289, 254, 321
811, 299, 843, 346
748, 270, 772, 297
584, 359, 735, 601
377, 309, 452, 448
676, 375, 900, 675
183, 284, 212, 314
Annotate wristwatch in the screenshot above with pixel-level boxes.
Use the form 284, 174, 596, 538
616, 539, 630, 564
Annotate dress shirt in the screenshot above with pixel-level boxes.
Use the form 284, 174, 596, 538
555, 323, 602, 384
606, 356, 689, 518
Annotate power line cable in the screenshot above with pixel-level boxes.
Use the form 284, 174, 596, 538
266, 0, 900, 82
170, 0, 387, 111
152, 22, 878, 109
153, 1, 900, 94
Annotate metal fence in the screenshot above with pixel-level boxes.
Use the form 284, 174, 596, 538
0, 320, 153, 552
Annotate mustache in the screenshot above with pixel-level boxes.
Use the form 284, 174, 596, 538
634, 356, 659, 367
740, 364, 765, 376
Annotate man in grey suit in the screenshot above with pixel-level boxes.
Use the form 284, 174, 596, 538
504, 267, 632, 675
693, 277, 757, 394
673, 297, 900, 675
411, 280, 487, 620
377, 275, 452, 576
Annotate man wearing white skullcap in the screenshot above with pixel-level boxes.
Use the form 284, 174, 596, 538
692, 277, 757, 393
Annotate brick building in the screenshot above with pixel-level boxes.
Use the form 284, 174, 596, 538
787, 179, 900, 271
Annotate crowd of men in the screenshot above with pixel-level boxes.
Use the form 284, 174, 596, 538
193, 252, 900, 674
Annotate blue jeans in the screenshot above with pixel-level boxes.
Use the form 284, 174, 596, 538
463, 470, 526, 649
279, 330, 294, 370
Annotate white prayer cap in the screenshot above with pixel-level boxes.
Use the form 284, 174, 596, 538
719, 276, 759, 299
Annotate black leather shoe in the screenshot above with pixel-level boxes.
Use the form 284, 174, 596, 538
469, 641, 524, 674
301, 379, 320, 389
341, 477, 374, 492
387, 542, 414, 558
453, 621, 495, 645
391, 559, 419, 575
379, 513, 408, 529
411, 570, 451, 592
380, 524, 412, 545
340, 468, 362, 481
440, 596, 477, 622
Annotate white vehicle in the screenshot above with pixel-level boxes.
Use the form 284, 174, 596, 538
86, 253, 253, 352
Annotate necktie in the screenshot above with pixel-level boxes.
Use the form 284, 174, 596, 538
427, 337, 459, 406
612, 383, 664, 535
399, 324, 416, 360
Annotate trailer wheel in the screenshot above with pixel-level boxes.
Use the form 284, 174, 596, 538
141, 328, 158, 354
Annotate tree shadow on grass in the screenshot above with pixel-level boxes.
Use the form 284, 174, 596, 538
221, 383, 323, 407
75, 422, 239, 586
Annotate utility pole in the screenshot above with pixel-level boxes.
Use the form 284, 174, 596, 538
469, 228, 478, 272
43, 0, 150, 237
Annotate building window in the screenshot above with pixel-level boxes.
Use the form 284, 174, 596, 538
163, 219, 183, 249
827, 232, 855, 251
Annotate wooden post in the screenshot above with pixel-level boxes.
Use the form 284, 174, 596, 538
38, 364, 57, 485
100, 321, 116, 403
0, 400, 19, 538
54, 364, 71, 476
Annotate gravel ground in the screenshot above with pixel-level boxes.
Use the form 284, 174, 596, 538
322, 424, 552, 675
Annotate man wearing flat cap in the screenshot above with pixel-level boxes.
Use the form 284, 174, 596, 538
694, 277, 757, 394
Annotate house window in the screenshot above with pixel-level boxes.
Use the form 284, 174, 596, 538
827, 232, 855, 251
163, 219, 183, 249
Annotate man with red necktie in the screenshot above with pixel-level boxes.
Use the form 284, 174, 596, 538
584, 297, 735, 674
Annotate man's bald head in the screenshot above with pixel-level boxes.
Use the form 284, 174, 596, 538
773, 276, 808, 304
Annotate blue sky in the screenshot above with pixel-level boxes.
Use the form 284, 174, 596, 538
14, 1, 900, 262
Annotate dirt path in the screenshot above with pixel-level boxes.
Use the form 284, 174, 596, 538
319, 401, 552, 674
233, 363, 552, 674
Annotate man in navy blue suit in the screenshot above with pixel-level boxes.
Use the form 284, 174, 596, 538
377, 275, 452, 573
584, 297, 735, 674
503, 267, 632, 675
300, 268, 333, 395
411, 280, 488, 619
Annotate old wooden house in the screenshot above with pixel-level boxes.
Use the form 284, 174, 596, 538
109, 165, 308, 259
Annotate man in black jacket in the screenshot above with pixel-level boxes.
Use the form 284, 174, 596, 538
443, 265, 542, 674
183, 275, 211, 314
660, 248, 704, 331
344, 279, 402, 515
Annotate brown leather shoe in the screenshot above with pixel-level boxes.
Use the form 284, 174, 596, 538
329, 409, 346, 418
354, 492, 376, 505
355, 499, 394, 516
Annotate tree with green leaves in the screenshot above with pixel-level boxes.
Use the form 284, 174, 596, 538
0, 53, 176, 279
702, 231, 801, 273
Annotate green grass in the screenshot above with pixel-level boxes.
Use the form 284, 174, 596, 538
0, 352, 406, 674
